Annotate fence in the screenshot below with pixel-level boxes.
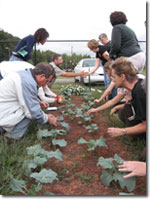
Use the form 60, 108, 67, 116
0, 40, 146, 65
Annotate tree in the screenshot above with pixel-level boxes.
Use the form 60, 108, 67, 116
0, 30, 20, 61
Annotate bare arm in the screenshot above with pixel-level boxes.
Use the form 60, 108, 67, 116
110, 103, 125, 116
61, 71, 89, 77
95, 82, 115, 103
102, 51, 110, 61
87, 93, 124, 115
107, 121, 146, 137
89, 58, 100, 74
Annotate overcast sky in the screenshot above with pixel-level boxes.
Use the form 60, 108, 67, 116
0, 0, 147, 56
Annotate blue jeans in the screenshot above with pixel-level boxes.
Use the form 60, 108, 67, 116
9, 55, 24, 61
5, 118, 31, 139
104, 71, 111, 89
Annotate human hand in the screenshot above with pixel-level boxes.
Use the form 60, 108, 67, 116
39, 101, 49, 108
80, 71, 89, 77
110, 107, 117, 116
87, 108, 97, 115
107, 127, 123, 137
48, 114, 58, 126
94, 99, 100, 104
103, 96, 108, 102
118, 161, 146, 179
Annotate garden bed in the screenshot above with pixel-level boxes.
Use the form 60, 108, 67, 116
37, 95, 146, 196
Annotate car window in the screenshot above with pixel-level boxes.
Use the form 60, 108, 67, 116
83, 60, 95, 67
77, 60, 82, 67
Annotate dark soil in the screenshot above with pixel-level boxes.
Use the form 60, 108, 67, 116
40, 96, 146, 196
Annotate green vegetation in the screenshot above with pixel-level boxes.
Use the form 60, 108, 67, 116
97, 154, 136, 192
0, 80, 146, 195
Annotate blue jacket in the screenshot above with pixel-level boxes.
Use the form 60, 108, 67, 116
14, 35, 35, 61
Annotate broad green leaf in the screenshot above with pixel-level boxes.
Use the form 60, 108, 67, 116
23, 156, 48, 175
37, 129, 54, 140
100, 170, 113, 187
78, 138, 88, 144
95, 136, 107, 148
26, 144, 45, 156
46, 149, 63, 161
26, 145, 63, 161
97, 157, 114, 169
114, 154, 124, 164
113, 172, 136, 192
57, 116, 64, 121
113, 172, 126, 189
52, 139, 67, 147
30, 168, 58, 184
37, 129, 67, 139
123, 176, 136, 192
59, 121, 70, 131
10, 178, 27, 194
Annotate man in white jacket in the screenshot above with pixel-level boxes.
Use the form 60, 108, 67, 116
0, 62, 58, 139
0, 61, 62, 104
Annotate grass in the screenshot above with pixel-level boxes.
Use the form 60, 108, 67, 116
0, 80, 146, 195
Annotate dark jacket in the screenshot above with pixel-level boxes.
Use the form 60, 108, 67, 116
109, 24, 142, 59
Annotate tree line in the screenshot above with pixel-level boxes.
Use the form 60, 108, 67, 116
0, 30, 90, 70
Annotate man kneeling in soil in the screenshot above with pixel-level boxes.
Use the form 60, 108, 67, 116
0, 62, 58, 140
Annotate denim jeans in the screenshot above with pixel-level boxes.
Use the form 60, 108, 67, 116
9, 55, 24, 61
104, 71, 111, 89
5, 118, 31, 139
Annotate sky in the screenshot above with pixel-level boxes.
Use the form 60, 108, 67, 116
0, 0, 147, 56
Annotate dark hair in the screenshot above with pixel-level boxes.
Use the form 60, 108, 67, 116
110, 11, 128, 26
34, 28, 49, 43
33, 62, 55, 78
52, 54, 61, 61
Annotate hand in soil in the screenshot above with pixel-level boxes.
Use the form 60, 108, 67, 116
118, 161, 146, 178
87, 108, 97, 115
107, 127, 123, 137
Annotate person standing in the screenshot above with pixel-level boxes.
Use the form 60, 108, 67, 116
109, 11, 146, 73
87, 39, 117, 99
98, 33, 111, 89
99, 33, 117, 99
9, 28, 49, 61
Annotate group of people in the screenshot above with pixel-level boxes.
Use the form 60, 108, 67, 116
0, 11, 146, 180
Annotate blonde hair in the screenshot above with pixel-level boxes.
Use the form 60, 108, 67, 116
87, 39, 99, 49
104, 60, 114, 71
111, 57, 138, 82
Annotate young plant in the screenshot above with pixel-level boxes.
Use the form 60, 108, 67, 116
37, 129, 67, 140
22, 144, 63, 175
83, 123, 99, 133
78, 136, 107, 151
61, 108, 75, 120
97, 154, 136, 192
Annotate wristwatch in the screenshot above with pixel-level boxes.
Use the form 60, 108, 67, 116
122, 129, 126, 135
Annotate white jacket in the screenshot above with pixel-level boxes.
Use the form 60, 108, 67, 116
0, 69, 48, 132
